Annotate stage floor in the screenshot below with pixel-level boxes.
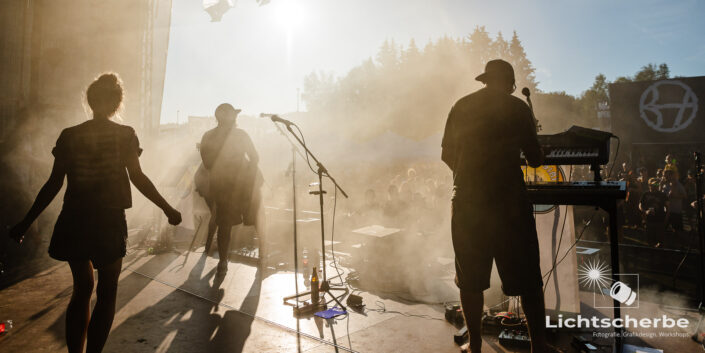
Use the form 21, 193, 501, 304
0, 245, 701, 352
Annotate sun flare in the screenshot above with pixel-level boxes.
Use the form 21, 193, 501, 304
271, 0, 306, 31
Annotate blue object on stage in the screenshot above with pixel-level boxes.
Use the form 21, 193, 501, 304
315, 307, 347, 319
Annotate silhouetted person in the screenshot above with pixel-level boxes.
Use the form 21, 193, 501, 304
199, 103, 260, 275
442, 59, 558, 353
662, 168, 686, 232
8, 73, 182, 353
640, 178, 667, 246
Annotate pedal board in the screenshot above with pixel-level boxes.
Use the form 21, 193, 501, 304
498, 329, 531, 349
444, 304, 465, 328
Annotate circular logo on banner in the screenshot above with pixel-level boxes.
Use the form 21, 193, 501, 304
522, 165, 565, 213
639, 80, 698, 133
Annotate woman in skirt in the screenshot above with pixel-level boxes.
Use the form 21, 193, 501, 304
9, 73, 182, 353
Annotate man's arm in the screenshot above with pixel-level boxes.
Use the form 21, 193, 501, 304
518, 103, 543, 168
244, 133, 259, 165
199, 133, 215, 170
441, 107, 457, 172
638, 193, 647, 212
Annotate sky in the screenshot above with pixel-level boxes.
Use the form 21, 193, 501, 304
159, 0, 705, 124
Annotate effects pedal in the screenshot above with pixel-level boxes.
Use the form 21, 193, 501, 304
498, 329, 531, 349
453, 326, 468, 346
346, 294, 363, 307
445, 304, 464, 328
481, 313, 502, 334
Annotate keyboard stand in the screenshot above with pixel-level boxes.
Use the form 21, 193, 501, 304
603, 200, 623, 353
590, 162, 603, 182
531, 192, 623, 353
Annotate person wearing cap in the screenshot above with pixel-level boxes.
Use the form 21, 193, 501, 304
441, 60, 558, 352
199, 103, 261, 275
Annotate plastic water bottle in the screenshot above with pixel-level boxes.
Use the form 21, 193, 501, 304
0, 320, 13, 335
302, 249, 310, 284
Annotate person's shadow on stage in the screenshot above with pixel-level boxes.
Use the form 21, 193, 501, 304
105, 253, 262, 353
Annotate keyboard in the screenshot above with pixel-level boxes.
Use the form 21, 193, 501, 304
526, 181, 626, 206
520, 126, 613, 167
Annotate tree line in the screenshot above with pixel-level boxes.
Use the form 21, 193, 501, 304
302, 26, 671, 140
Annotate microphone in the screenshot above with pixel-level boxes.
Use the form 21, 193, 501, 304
521, 87, 541, 132
521, 87, 530, 98
260, 113, 294, 126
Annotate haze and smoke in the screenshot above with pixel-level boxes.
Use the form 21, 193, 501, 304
3, 2, 701, 314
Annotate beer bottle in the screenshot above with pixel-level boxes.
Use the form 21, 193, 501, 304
311, 266, 320, 304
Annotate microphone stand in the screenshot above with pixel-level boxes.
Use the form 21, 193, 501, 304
521, 87, 542, 133
691, 152, 705, 343
275, 119, 350, 313
271, 121, 309, 313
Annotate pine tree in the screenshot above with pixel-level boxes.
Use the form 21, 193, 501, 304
575, 73, 610, 129
656, 63, 670, 80
491, 31, 510, 61
376, 39, 399, 70
467, 26, 493, 64
401, 39, 421, 65
508, 31, 537, 91
589, 74, 609, 102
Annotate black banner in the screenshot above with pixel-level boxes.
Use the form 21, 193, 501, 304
610, 76, 705, 145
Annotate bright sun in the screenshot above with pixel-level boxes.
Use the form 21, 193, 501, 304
271, 0, 306, 31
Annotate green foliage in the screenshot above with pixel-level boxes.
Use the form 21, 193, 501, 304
302, 28, 538, 140
611, 63, 671, 83
557, 63, 671, 131
301, 30, 672, 138
510, 31, 537, 92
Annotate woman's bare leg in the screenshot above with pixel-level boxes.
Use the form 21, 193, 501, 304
217, 222, 233, 272
67, 260, 95, 353
86, 258, 122, 353
204, 201, 217, 255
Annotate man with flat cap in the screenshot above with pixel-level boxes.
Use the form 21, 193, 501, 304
200, 103, 262, 275
442, 60, 560, 352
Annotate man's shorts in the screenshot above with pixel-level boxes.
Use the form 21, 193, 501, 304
451, 198, 543, 296
49, 206, 127, 268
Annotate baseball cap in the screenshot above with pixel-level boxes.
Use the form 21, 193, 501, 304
215, 103, 242, 117
475, 59, 515, 83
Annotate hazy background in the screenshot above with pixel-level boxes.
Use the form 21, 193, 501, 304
2, 0, 703, 309
161, 0, 705, 122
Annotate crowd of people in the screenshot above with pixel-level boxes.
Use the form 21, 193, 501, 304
338, 161, 453, 234
610, 154, 702, 247
333, 151, 703, 250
